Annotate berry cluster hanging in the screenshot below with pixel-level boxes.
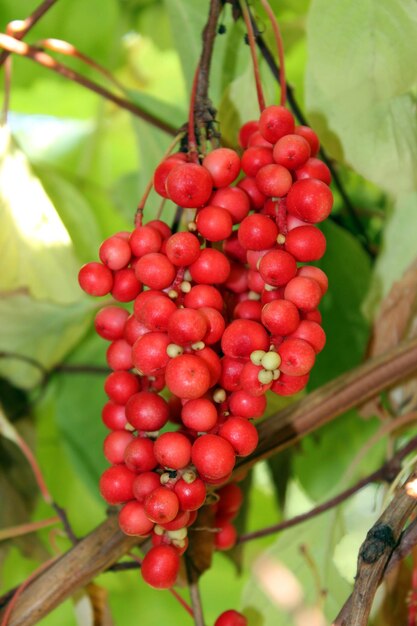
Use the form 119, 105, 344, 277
78, 4, 332, 623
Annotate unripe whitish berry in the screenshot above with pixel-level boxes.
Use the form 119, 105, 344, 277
261, 351, 281, 371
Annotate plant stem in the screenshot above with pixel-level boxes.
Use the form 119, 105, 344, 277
259, 0, 286, 105
185, 557, 206, 626
0, 34, 177, 135
0, 517, 60, 542
0, 0, 59, 67
238, 434, 417, 543
240, 0, 265, 112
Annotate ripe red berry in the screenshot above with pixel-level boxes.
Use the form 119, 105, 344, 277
174, 476, 207, 511
278, 337, 316, 376
103, 430, 134, 464
141, 545, 180, 589
228, 390, 266, 419
297, 265, 328, 294
259, 250, 297, 287
133, 471, 161, 502
165, 232, 201, 266
261, 299, 300, 335
106, 339, 133, 370
132, 332, 170, 375
221, 319, 269, 359
255, 163, 292, 197
168, 308, 208, 345
192, 434, 236, 481
118, 501, 154, 536
289, 320, 326, 353
95, 306, 129, 341
181, 398, 218, 431
124, 436, 157, 472
238, 214, 278, 251
99, 235, 131, 270
153, 157, 187, 198
135, 253, 176, 290
126, 391, 170, 431
144, 486, 180, 523
215, 520, 237, 551
78, 262, 113, 296
238, 120, 259, 148
219, 356, 245, 392
284, 276, 323, 311
271, 371, 309, 396
233, 299, 262, 322
166, 163, 213, 208
189, 248, 231, 284
196, 206, 233, 241
111, 268, 142, 302
286, 179, 333, 223
165, 354, 211, 399
219, 417, 259, 456
217, 483, 243, 517
104, 371, 141, 404
210, 187, 250, 224
154, 431, 192, 469
295, 157, 332, 185
102, 402, 128, 430
202, 148, 241, 187
200, 307, 226, 345
284, 225, 326, 262
241, 146, 274, 177
215, 610, 248, 626
129, 225, 162, 257
273, 134, 311, 170
99, 465, 136, 504
294, 125, 320, 156
259, 105, 295, 143
184, 284, 224, 311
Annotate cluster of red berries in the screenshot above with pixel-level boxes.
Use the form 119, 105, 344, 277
78, 103, 331, 622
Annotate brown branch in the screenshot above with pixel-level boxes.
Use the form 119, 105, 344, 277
333, 474, 417, 626
185, 557, 206, 626
238, 434, 417, 544
2, 338, 417, 624
0, 0, 59, 67
0, 33, 177, 135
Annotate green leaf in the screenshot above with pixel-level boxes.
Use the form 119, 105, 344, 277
364, 191, 417, 318
310, 220, 371, 388
0, 293, 96, 389
128, 90, 185, 128
0, 127, 82, 304
306, 0, 417, 194
55, 332, 109, 495
293, 411, 383, 502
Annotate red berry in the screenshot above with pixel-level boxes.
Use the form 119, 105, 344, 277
196, 206, 233, 241
219, 356, 245, 392
294, 125, 320, 156
219, 417, 258, 456
228, 390, 266, 419
154, 431, 192, 469
203, 148, 241, 188
104, 371, 141, 404
238, 120, 259, 148
102, 402, 128, 430
215, 610, 248, 626
103, 430, 134, 464
78, 262, 113, 296
221, 319, 269, 359
124, 436, 157, 472
174, 476, 207, 511
284, 225, 326, 262
217, 483, 243, 517
118, 501, 154, 536
132, 332, 170, 375
129, 226, 162, 257
165, 354, 211, 399
126, 391, 170, 431
154, 158, 186, 198
189, 248, 230, 284
273, 134, 311, 170
261, 299, 300, 336
238, 214, 278, 251
111, 268, 142, 302
215, 520, 237, 551
166, 163, 213, 208
141, 545, 180, 589
241, 146, 274, 177
99, 465, 136, 504
168, 308, 208, 345
237, 177, 266, 210
106, 339, 133, 370
181, 398, 218, 431
184, 284, 224, 311
259, 250, 297, 287
95, 306, 129, 341
259, 105, 295, 143
295, 157, 332, 185
192, 434, 236, 481
255, 163, 293, 197
286, 179, 333, 223
144, 486, 180, 523
200, 307, 226, 345
233, 299, 262, 322
135, 253, 176, 290
284, 276, 323, 311
165, 232, 201, 266
210, 187, 250, 224
297, 265, 328, 294
99, 236, 131, 270
271, 372, 309, 396
133, 472, 161, 502
289, 320, 326, 353
278, 337, 316, 376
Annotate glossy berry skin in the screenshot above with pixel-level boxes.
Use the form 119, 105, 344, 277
238, 120, 259, 148
286, 179, 333, 223
261, 299, 300, 336
284, 225, 326, 262
78, 262, 113, 296
238, 214, 278, 251
217, 483, 243, 517
192, 434, 236, 481
284, 276, 323, 311
111, 268, 142, 302
174, 477, 207, 511
154, 431, 192, 469
202, 148, 241, 188
215, 520, 237, 551
289, 320, 326, 353
234, 299, 262, 322
221, 319, 269, 359
132, 471, 161, 502
125, 391, 169, 431
210, 187, 250, 224
165, 354, 211, 399
132, 332, 170, 375
273, 134, 311, 170
184, 284, 224, 312
99, 236, 131, 270
200, 307, 225, 345
237, 176, 266, 210
297, 265, 328, 294
271, 372, 310, 396
259, 105, 295, 143
241, 146, 274, 177
181, 398, 218, 432
196, 206, 233, 241
215, 610, 248, 626
141, 545, 180, 589
294, 125, 320, 156
255, 164, 292, 198
219, 417, 259, 456
259, 250, 297, 287
228, 390, 266, 419
137, 294, 177, 332
219, 356, 245, 392
103, 430, 134, 464
165, 232, 201, 266
106, 339, 133, 371
153, 157, 187, 198
104, 371, 141, 405
239, 362, 272, 397
278, 337, 316, 376
99, 465, 136, 504
95, 306, 129, 341
118, 501, 154, 536
135, 253, 176, 290
189, 248, 230, 284
168, 308, 208, 345
102, 402, 128, 430
166, 163, 213, 208
124, 437, 157, 472
295, 157, 332, 185
144, 486, 180, 523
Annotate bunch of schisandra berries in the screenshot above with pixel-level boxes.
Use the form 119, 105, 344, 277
78, 104, 332, 611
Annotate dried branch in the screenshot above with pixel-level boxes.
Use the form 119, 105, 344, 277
1, 338, 417, 624
0, 33, 177, 135
333, 474, 417, 626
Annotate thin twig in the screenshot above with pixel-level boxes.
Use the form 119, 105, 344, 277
185, 556, 206, 626
238, 435, 417, 543
246, 8, 373, 256
0, 0, 59, 67
0, 34, 177, 135
240, 0, 265, 112
0, 517, 60, 542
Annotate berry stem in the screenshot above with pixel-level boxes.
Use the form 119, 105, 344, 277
239, 0, 265, 112
188, 64, 200, 162
259, 0, 286, 106
185, 556, 206, 626
0, 517, 60, 542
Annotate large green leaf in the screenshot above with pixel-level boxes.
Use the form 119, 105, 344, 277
306, 0, 417, 194
365, 191, 417, 318
0, 127, 82, 304
0, 293, 95, 389
55, 333, 109, 495
310, 220, 371, 388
